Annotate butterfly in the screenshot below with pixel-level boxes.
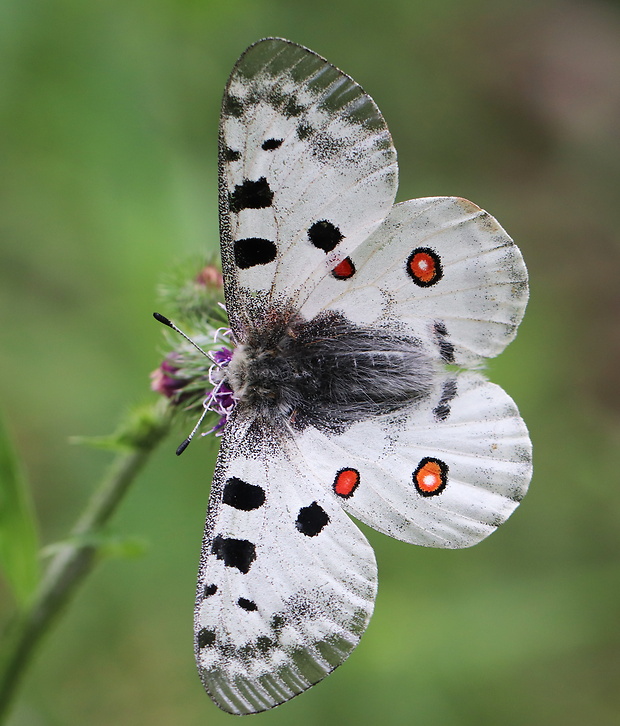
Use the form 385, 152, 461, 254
188, 37, 531, 714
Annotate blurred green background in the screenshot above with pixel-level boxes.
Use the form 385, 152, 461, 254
1, 0, 620, 724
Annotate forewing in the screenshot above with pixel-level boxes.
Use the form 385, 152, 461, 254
195, 409, 378, 714
295, 371, 532, 548
300, 197, 528, 365
219, 38, 398, 335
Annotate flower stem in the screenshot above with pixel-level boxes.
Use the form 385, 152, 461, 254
0, 402, 171, 723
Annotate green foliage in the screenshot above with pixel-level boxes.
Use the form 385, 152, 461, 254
1, 0, 619, 724
0, 415, 39, 608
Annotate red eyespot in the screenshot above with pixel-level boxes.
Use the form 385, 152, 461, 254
407, 248, 442, 287
413, 457, 448, 497
333, 468, 360, 497
331, 257, 356, 280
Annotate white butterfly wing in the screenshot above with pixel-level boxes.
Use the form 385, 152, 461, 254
194, 409, 377, 714
219, 38, 398, 335
296, 371, 531, 548
300, 197, 528, 365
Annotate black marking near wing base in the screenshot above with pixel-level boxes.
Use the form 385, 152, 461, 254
296, 502, 330, 536
229, 177, 274, 213
433, 378, 458, 422
211, 535, 256, 574
203, 583, 218, 597
308, 220, 344, 252
223, 477, 266, 511
234, 238, 277, 269
433, 321, 455, 364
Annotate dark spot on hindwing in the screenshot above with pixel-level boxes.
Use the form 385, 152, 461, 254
229, 177, 274, 213
237, 597, 258, 612
433, 378, 458, 421
413, 457, 449, 497
308, 220, 344, 253
223, 477, 266, 511
234, 238, 277, 269
203, 583, 217, 597
433, 321, 455, 363
197, 628, 216, 648
261, 138, 283, 150
296, 501, 330, 536
211, 535, 256, 574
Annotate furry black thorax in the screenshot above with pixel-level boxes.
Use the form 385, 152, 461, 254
225, 310, 435, 433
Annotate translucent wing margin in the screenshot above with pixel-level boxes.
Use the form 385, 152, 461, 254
219, 38, 398, 336
194, 409, 378, 714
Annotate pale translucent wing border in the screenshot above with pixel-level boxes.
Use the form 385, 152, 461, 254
194, 409, 377, 714
295, 371, 532, 548
218, 38, 398, 335
300, 197, 529, 364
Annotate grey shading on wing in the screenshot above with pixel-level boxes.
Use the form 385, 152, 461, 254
194, 409, 377, 715
218, 37, 398, 336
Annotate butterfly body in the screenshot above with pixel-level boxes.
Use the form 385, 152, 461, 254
226, 309, 436, 432
189, 38, 531, 715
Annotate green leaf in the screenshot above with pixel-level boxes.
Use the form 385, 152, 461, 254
0, 414, 40, 607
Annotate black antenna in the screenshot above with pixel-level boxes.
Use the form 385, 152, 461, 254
153, 312, 220, 365
153, 312, 220, 454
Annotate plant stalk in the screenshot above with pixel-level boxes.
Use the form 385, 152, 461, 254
0, 405, 170, 723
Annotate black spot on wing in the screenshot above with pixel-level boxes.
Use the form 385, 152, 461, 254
223, 477, 265, 511
308, 220, 344, 253
266, 89, 305, 118
222, 93, 244, 118
197, 628, 216, 648
229, 177, 274, 213
237, 597, 258, 612
261, 138, 283, 150
211, 535, 256, 574
222, 146, 241, 162
297, 122, 313, 140
433, 321, 455, 364
203, 583, 217, 597
433, 378, 458, 422
295, 501, 330, 537
234, 238, 277, 269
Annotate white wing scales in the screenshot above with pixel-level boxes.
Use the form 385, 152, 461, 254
191, 37, 532, 714
195, 410, 377, 714
219, 38, 398, 334
295, 371, 531, 548
300, 196, 528, 365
